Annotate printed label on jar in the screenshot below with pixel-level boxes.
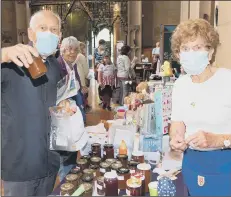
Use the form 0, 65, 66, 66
100, 168, 106, 173
97, 184, 103, 190
117, 175, 124, 180
130, 170, 135, 174
126, 189, 130, 196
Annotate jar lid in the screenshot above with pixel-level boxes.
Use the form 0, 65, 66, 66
60, 183, 74, 191
132, 151, 144, 157
81, 155, 91, 160
104, 171, 117, 179
82, 174, 94, 182
89, 164, 99, 170
117, 167, 130, 174
97, 176, 104, 183
70, 167, 81, 174
105, 158, 117, 165
137, 163, 151, 171
116, 154, 128, 159
111, 162, 123, 170
83, 169, 94, 175
66, 174, 78, 181
91, 143, 101, 147
104, 144, 113, 148
100, 162, 110, 168
129, 161, 140, 167
77, 158, 88, 165
82, 183, 93, 192
90, 157, 101, 162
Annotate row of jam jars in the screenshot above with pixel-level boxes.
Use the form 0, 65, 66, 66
104, 172, 118, 196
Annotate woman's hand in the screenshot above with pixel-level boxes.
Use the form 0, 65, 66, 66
185, 131, 216, 149
170, 134, 188, 152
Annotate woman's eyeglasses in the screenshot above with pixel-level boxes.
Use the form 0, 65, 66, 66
180, 44, 211, 52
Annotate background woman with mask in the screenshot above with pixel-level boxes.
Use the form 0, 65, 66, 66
169, 19, 231, 196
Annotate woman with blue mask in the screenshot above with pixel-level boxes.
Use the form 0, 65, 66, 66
169, 19, 231, 196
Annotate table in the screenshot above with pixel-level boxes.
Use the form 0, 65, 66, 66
51, 169, 188, 196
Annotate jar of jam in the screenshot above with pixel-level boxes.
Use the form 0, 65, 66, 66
131, 151, 144, 163
131, 171, 145, 196
111, 162, 123, 174
116, 154, 128, 167
90, 156, 101, 166
28, 56, 47, 79
81, 155, 91, 166
81, 183, 93, 197
129, 161, 140, 174
137, 163, 151, 193
65, 174, 79, 190
60, 183, 75, 196
126, 178, 142, 196
81, 173, 94, 184
104, 172, 118, 196
83, 169, 94, 177
105, 158, 117, 166
77, 159, 88, 172
99, 162, 111, 176
116, 167, 131, 189
97, 176, 105, 195
89, 164, 100, 177
91, 143, 101, 157
70, 166, 82, 175
103, 144, 114, 160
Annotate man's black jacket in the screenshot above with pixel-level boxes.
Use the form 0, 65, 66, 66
1, 56, 62, 181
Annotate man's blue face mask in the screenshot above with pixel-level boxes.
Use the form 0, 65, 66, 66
35, 31, 59, 57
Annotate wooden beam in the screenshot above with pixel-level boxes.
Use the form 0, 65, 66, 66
80, 1, 93, 21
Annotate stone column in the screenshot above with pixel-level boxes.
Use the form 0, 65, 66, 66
189, 1, 200, 19
180, 1, 190, 22
113, 3, 121, 64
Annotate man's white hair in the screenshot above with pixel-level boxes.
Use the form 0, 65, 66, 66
29, 10, 61, 30
60, 36, 80, 55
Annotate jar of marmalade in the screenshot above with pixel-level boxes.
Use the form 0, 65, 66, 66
60, 183, 75, 196
116, 154, 128, 167
99, 162, 111, 176
129, 161, 140, 174
126, 178, 142, 196
116, 167, 130, 189
103, 144, 114, 160
77, 159, 88, 172
65, 174, 79, 190
111, 162, 123, 174
89, 164, 100, 177
131, 151, 144, 163
105, 158, 117, 166
90, 156, 101, 166
81, 155, 91, 166
28, 56, 47, 79
81, 173, 94, 184
91, 143, 101, 158
81, 183, 93, 197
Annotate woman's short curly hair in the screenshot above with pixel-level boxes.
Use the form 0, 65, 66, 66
171, 19, 220, 61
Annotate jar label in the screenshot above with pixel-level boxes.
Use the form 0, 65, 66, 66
130, 170, 135, 174
103, 151, 106, 155
100, 168, 106, 173
126, 189, 130, 196
97, 184, 103, 190
117, 175, 124, 180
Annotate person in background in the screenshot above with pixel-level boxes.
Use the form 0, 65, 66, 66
57, 36, 86, 181
1, 10, 62, 196
98, 55, 116, 111
117, 45, 138, 105
180, 65, 186, 75
170, 19, 231, 196
76, 42, 91, 112
152, 41, 160, 74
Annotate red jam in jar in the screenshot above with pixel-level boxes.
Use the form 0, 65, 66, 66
131, 151, 145, 163
104, 172, 118, 196
116, 154, 128, 167
126, 178, 142, 196
103, 144, 114, 160
97, 176, 105, 195
91, 143, 101, 158
116, 167, 130, 189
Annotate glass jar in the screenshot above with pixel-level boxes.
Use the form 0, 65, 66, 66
129, 161, 140, 174
99, 162, 111, 176
111, 162, 123, 174
83, 169, 94, 177
105, 158, 117, 166
116, 154, 128, 167
91, 143, 101, 158
97, 176, 105, 195
103, 144, 114, 160
104, 172, 118, 196
70, 166, 82, 175
137, 163, 151, 193
126, 178, 142, 196
131, 171, 145, 196
60, 183, 75, 196
89, 164, 100, 177
81, 155, 91, 166
90, 156, 101, 166
28, 56, 47, 79
81, 183, 93, 197
81, 173, 94, 184
116, 167, 131, 189
131, 151, 145, 163
65, 174, 79, 190
77, 159, 88, 172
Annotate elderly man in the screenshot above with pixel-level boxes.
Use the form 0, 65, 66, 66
1, 10, 62, 196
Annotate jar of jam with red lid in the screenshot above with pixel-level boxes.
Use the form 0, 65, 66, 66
116, 154, 128, 167
116, 167, 131, 189
97, 176, 105, 195
90, 156, 101, 166
105, 158, 117, 166
103, 144, 114, 160
111, 162, 123, 174
104, 172, 118, 196
89, 164, 100, 177
126, 178, 142, 196
91, 143, 101, 158
60, 183, 75, 196
129, 161, 140, 174
99, 162, 111, 176
77, 159, 88, 172
65, 174, 79, 190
